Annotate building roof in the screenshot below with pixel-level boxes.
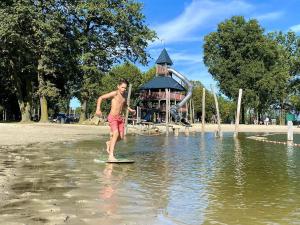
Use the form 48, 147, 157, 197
155, 48, 173, 65
139, 75, 185, 91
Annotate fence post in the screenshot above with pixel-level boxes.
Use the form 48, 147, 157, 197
234, 89, 243, 138
124, 84, 132, 136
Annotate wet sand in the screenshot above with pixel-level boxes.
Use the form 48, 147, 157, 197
0, 123, 109, 147
0, 122, 298, 147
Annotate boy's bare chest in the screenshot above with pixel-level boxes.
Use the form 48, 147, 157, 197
112, 95, 125, 105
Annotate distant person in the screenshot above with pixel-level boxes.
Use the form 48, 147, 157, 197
157, 114, 161, 123
96, 79, 136, 162
253, 118, 258, 125
297, 113, 300, 127
264, 117, 269, 126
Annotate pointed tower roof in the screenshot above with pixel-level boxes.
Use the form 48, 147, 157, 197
155, 48, 173, 65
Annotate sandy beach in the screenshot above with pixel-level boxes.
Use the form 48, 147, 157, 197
0, 123, 110, 146
0, 122, 299, 147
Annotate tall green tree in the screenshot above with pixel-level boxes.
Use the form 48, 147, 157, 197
268, 31, 300, 123
70, 0, 156, 122
204, 16, 292, 123
0, 1, 37, 122
0, 0, 73, 122
32, 0, 72, 122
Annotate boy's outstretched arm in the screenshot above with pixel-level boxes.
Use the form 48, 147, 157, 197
125, 103, 136, 115
95, 91, 117, 116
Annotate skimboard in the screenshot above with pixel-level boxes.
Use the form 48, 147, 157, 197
94, 158, 135, 164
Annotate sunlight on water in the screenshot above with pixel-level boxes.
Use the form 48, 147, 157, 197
1, 133, 300, 224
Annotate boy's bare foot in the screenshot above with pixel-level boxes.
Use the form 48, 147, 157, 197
106, 141, 110, 154
108, 156, 117, 162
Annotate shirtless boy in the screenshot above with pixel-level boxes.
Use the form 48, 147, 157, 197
95, 79, 136, 161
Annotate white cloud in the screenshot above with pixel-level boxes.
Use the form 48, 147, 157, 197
254, 11, 284, 21
290, 24, 300, 33
151, 0, 253, 45
171, 52, 203, 64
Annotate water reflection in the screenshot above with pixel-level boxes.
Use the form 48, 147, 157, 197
233, 137, 245, 186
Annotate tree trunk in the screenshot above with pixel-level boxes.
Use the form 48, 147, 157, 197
280, 103, 285, 125
258, 107, 262, 122
19, 100, 31, 122
79, 99, 87, 123
38, 58, 49, 123
39, 95, 49, 122
9, 60, 32, 122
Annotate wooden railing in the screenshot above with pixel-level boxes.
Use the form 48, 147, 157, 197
140, 92, 185, 101
140, 105, 187, 112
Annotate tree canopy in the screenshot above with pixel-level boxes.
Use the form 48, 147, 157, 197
0, 0, 156, 122
204, 16, 300, 123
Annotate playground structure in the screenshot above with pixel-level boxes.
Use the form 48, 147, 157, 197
137, 49, 194, 130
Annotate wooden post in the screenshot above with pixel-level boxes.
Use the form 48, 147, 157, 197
124, 84, 132, 136
189, 99, 192, 123
185, 102, 188, 122
211, 85, 222, 137
202, 88, 206, 132
136, 106, 141, 124
192, 99, 195, 124
287, 121, 293, 143
168, 89, 171, 123
234, 89, 243, 138
165, 88, 169, 136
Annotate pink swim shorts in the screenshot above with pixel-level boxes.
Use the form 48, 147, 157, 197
107, 114, 125, 134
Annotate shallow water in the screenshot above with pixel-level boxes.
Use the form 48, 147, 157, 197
266, 133, 300, 144
1, 133, 300, 225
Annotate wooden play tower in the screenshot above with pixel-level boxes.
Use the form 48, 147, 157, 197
138, 49, 188, 123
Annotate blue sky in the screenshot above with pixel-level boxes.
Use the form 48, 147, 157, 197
71, 0, 300, 108
140, 0, 300, 87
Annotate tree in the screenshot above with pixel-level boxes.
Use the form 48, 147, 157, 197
203, 16, 292, 123
268, 31, 300, 123
0, 0, 73, 122
191, 81, 234, 123
69, 0, 156, 122
142, 66, 156, 84
32, 0, 73, 122
0, 1, 37, 122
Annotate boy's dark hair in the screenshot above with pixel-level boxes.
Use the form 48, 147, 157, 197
118, 78, 129, 86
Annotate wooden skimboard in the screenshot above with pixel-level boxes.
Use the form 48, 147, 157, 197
94, 158, 135, 164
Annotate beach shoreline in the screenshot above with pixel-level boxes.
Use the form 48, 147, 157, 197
0, 122, 298, 147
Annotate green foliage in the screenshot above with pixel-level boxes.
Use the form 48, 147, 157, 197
102, 62, 143, 93
142, 66, 156, 83
290, 95, 300, 112
191, 81, 235, 123
204, 16, 298, 119
68, 0, 156, 120
0, 0, 156, 122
